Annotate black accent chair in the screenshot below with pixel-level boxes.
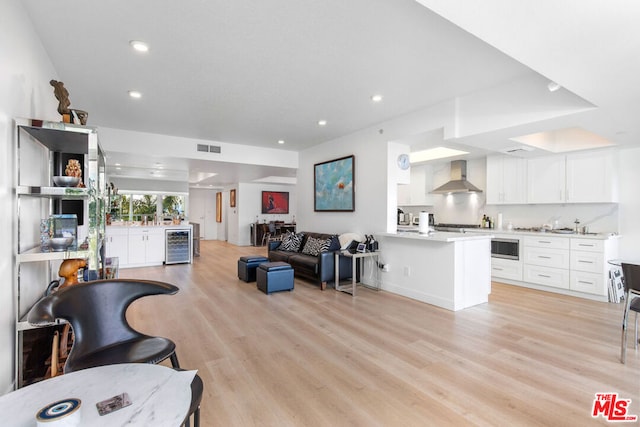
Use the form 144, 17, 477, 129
27, 279, 180, 373
621, 263, 640, 363
178, 368, 203, 427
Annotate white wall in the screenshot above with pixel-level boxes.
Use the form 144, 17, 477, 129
233, 183, 297, 246
617, 146, 640, 260
188, 188, 217, 240
99, 127, 298, 170
0, 0, 60, 392
297, 128, 389, 235
295, 99, 460, 235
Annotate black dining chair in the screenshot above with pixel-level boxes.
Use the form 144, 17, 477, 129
177, 368, 203, 427
27, 279, 181, 373
620, 263, 640, 363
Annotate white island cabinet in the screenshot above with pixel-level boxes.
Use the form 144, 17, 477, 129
376, 231, 493, 311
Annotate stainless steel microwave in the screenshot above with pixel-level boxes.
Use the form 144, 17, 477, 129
491, 238, 519, 260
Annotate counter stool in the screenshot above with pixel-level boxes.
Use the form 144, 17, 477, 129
238, 256, 269, 282
256, 262, 294, 294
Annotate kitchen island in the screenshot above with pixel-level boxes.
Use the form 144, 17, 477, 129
375, 231, 493, 311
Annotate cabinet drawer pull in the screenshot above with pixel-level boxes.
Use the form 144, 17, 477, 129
493, 267, 504, 271
578, 280, 594, 285
538, 274, 551, 278
578, 260, 594, 264
578, 243, 595, 247
538, 241, 552, 244
538, 256, 552, 259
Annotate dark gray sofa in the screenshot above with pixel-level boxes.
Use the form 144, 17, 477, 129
267, 231, 356, 290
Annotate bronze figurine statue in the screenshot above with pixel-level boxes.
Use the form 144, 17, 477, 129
50, 79, 71, 115
49, 80, 88, 124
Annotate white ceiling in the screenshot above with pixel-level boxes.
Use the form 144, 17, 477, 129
21, 0, 640, 186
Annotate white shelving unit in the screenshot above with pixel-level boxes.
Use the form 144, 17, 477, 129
13, 118, 105, 387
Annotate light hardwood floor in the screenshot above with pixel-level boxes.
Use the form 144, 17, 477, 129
123, 241, 639, 426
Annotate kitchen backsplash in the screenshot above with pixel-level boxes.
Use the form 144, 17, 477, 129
400, 195, 619, 233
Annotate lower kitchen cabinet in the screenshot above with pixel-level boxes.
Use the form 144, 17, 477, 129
523, 235, 570, 289
491, 233, 618, 301
568, 237, 618, 296
523, 264, 570, 289
491, 257, 523, 281
128, 228, 165, 267
105, 227, 129, 267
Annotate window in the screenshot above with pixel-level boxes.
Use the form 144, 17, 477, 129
132, 194, 157, 220
162, 195, 185, 219
108, 192, 187, 222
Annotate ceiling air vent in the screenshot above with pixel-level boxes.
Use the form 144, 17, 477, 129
499, 145, 535, 155
196, 144, 222, 154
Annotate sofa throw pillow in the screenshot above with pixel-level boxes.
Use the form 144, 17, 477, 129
338, 232, 363, 250
280, 231, 305, 252
327, 235, 341, 251
301, 236, 327, 257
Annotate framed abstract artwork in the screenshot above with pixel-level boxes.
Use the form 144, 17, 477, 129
216, 192, 222, 222
314, 155, 354, 212
261, 191, 289, 214
230, 189, 236, 207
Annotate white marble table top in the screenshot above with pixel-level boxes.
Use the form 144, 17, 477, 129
1, 364, 195, 426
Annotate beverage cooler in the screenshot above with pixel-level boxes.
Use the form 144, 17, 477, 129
165, 228, 192, 264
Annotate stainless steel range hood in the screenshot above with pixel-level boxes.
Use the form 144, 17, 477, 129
430, 160, 482, 194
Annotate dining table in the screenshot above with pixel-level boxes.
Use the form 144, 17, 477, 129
0, 363, 195, 426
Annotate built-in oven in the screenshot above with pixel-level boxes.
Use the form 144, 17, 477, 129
491, 238, 519, 260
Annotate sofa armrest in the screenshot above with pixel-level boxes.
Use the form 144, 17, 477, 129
317, 251, 336, 282
268, 240, 282, 252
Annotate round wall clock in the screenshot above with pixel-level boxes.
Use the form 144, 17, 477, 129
397, 153, 410, 170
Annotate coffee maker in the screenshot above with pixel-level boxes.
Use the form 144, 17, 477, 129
397, 208, 405, 225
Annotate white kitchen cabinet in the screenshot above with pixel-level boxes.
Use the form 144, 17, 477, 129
486, 155, 527, 204
491, 257, 523, 281
526, 155, 566, 203
105, 227, 129, 267
523, 235, 570, 289
527, 150, 618, 204
566, 149, 618, 203
568, 237, 618, 296
128, 227, 165, 267
398, 164, 434, 206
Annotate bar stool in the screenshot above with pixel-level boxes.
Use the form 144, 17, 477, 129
620, 263, 640, 363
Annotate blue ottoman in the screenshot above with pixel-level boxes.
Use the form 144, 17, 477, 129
238, 256, 269, 282
257, 262, 294, 294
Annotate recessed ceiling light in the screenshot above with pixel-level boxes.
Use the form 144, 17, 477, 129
115, 163, 121, 166
547, 81, 561, 92
128, 90, 142, 99
130, 40, 149, 52
116, 167, 121, 170
371, 94, 383, 102
318, 120, 327, 126
278, 140, 285, 144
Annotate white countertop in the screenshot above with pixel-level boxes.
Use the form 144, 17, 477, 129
107, 223, 192, 229
463, 228, 619, 240
378, 231, 494, 242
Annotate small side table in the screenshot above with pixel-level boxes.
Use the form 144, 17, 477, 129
334, 250, 380, 296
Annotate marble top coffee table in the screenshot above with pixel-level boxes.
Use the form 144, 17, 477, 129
0, 363, 195, 426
